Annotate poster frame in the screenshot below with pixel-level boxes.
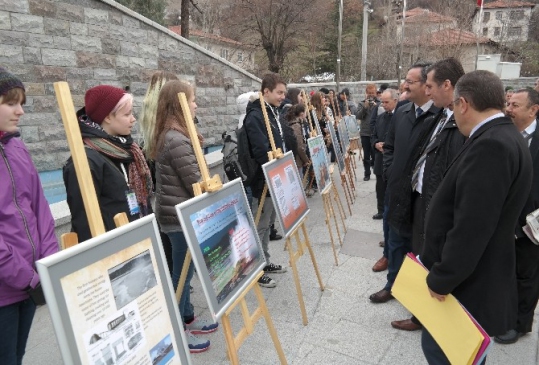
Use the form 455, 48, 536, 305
261, 151, 310, 237
36, 214, 192, 365
175, 179, 267, 321
328, 121, 346, 174
343, 115, 360, 139
307, 135, 332, 195
338, 119, 351, 152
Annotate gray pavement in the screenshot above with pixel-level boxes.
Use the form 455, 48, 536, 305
24, 161, 539, 364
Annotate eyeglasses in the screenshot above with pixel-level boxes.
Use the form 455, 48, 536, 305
453, 97, 465, 105
404, 79, 421, 85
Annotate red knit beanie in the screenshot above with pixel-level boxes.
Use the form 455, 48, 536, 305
84, 85, 125, 124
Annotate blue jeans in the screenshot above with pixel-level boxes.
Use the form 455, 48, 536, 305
167, 231, 195, 323
251, 196, 274, 261
0, 299, 36, 365
384, 227, 412, 291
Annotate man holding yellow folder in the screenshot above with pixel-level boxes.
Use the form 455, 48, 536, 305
420, 71, 532, 364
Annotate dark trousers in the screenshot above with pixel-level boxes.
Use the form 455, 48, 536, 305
385, 227, 412, 291
375, 175, 386, 214
515, 236, 539, 333
360, 136, 372, 177
383, 203, 389, 258
0, 299, 36, 365
422, 328, 486, 365
411, 192, 426, 256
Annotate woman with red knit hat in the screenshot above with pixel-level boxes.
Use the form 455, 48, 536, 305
63, 85, 153, 242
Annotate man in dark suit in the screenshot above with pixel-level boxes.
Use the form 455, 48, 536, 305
495, 89, 539, 344
420, 71, 532, 364
370, 88, 398, 273
391, 58, 467, 331
369, 61, 441, 303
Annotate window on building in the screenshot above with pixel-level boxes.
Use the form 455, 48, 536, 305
483, 12, 490, 22
508, 26, 522, 37
220, 48, 229, 59
496, 11, 502, 20
510, 10, 525, 20
237, 52, 243, 62
482, 27, 488, 36
494, 27, 500, 36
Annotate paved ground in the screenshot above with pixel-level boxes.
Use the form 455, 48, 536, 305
24, 159, 539, 364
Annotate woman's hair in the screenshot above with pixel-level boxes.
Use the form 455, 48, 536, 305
150, 80, 203, 160
310, 91, 325, 119
139, 71, 179, 156
110, 93, 133, 116
287, 104, 305, 122
286, 88, 301, 106
0, 88, 25, 105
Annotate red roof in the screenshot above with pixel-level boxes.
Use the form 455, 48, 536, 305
483, 1, 535, 8
400, 7, 456, 24
404, 28, 491, 46
168, 26, 245, 46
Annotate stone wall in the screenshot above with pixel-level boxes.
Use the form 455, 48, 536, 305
0, 0, 260, 172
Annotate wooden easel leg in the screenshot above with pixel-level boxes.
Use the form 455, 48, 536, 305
253, 284, 288, 364
322, 193, 339, 266
328, 191, 344, 247
222, 314, 240, 365
346, 159, 356, 193
286, 237, 309, 326
300, 224, 325, 291
341, 174, 353, 215
254, 185, 268, 227
302, 163, 311, 188
332, 183, 347, 234
176, 251, 192, 303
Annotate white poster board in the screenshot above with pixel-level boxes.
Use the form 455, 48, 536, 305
175, 179, 267, 321
36, 215, 192, 365
328, 121, 345, 174
262, 152, 310, 237
307, 135, 332, 195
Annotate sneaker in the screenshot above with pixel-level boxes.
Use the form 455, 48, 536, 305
185, 317, 219, 334
264, 263, 287, 274
186, 330, 210, 353
258, 274, 276, 288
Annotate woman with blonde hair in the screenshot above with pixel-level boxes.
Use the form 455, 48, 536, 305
150, 80, 218, 353
139, 71, 179, 274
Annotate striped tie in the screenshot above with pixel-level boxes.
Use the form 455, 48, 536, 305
411, 111, 448, 192
522, 130, 533, 147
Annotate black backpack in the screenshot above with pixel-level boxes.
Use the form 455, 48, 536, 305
221, 124, 258, 185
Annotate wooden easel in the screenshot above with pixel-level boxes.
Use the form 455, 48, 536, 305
177, 92, 287, 365
321, 182, 343, 266
257, 92, 325, 326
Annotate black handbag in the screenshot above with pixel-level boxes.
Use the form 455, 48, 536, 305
27, 282, 46, 306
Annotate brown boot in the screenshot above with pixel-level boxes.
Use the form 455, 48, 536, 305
372, 256, 388, 272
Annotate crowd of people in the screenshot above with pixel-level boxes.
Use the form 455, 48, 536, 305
2, 58, 539, 364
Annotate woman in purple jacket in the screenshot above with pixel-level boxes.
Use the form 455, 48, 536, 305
0, 68, 58, 365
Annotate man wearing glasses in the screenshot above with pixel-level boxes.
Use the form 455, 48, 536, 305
369, 61, 440, 304
420, 70, 532, 364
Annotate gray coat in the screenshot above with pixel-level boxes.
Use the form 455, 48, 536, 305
155, 129, 201, 232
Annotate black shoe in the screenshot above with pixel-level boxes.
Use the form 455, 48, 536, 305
258, 274, 276, 288
494, 329, 524, 344
363, 176, 370, 181
269, 233, 283, 241
264, 263, 287, 273
372, 213, 383, 220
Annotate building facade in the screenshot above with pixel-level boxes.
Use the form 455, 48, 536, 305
473, 1, 535, 43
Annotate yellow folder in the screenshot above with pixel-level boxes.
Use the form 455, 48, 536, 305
392, 255, 484, 365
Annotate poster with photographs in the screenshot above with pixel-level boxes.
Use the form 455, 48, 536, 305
307, 135, 332, 195
175, 179, 266, 320
343, 115, 360, 139
262, 151, 310, 237
338, 120, 351, 152
36, 215, 191, 365
328, 121, 346, 174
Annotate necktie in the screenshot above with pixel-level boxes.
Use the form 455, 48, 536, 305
522, 130, 533, 147
411, 110, 448, 192
416, 107, 423, 118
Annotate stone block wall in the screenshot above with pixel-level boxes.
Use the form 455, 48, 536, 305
0, 0, 261, 172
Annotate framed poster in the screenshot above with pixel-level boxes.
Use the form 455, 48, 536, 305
338, 120, 351, 152
307, 135, 332, 195
262, 151, 310, 237
175, 179, 266, 321
328, 121, 346, 174
344, 115, 360, 139
36, 215, 192, 365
